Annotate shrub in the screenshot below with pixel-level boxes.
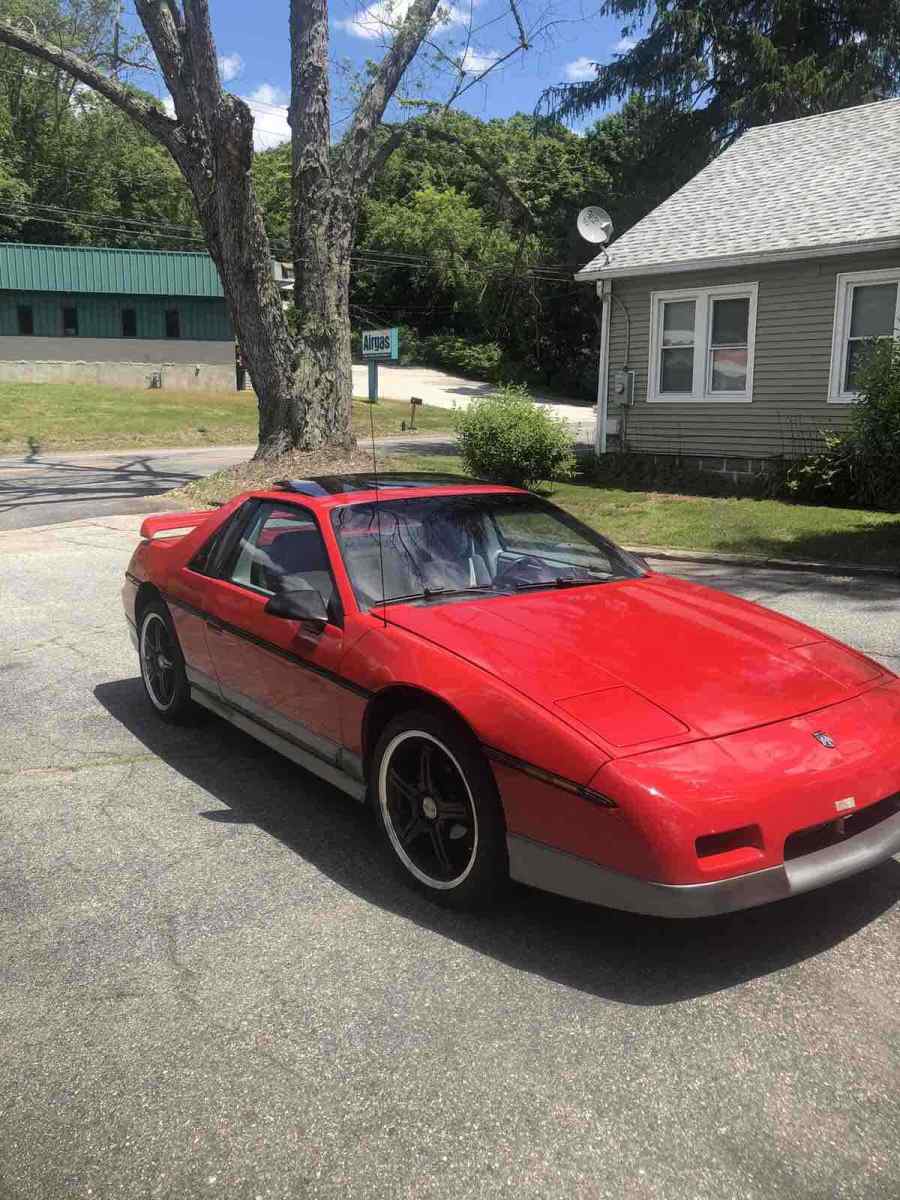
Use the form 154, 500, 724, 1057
455, 386, 576, 489
783, 340, 900, 509
420, 335, 504, 382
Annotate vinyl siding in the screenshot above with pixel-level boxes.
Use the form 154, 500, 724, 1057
606, 249, 900, 459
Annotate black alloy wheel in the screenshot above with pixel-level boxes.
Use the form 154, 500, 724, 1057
138, 601, 193, 723
372, 710, 508, 909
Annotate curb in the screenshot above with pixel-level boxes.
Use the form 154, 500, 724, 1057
628, 544, 899, 579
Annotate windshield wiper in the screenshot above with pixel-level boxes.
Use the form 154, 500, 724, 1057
512, 575, 612, 592
378, 585, 498, 607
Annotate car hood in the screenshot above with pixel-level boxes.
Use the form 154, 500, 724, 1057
385, 574, 885, 750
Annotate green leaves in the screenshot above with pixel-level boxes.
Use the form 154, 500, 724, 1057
544, 1, 900, 145
455, 386, 576, 489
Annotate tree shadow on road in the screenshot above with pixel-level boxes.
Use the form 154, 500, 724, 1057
95, 677, 900, 1007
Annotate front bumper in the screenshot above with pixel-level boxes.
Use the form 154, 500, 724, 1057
507, 807, 900, 917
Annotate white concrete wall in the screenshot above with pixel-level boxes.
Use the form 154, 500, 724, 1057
0, 335, 234, 364
0, 336, 236, 391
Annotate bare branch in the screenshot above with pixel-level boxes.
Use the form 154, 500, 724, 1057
340, 0, 442, 190
442, 41, 526, 109
508, 0, 529, 49
0, 16, 177, 145
133, 1, 187, 98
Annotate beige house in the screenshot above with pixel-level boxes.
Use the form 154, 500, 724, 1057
577, 98, 900, 476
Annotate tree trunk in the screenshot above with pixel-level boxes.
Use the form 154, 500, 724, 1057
288, 0, 356, 453
289, 203, 355, 451
171, 98, 300, 459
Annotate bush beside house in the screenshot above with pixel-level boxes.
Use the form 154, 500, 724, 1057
783, 341, 900, 510
455, 386, 575, 489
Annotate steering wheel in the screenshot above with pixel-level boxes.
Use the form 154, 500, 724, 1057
492, 555, 554, 588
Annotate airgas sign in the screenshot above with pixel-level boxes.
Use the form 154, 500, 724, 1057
362, 327, 399, 360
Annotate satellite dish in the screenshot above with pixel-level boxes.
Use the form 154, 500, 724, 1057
577, 206, 614, 245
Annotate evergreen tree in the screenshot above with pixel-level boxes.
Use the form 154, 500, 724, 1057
545, 1, 900, 146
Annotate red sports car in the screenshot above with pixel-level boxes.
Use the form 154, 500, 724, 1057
122, 473, 900, 916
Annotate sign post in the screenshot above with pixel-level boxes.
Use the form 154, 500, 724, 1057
361, 327, 399, 403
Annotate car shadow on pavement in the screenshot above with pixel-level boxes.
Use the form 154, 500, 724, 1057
95, 677, 900, 1007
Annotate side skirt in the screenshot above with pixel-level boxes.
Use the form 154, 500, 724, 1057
190, 685, 366, 803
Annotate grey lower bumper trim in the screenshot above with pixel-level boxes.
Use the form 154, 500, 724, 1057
508, 811, 900, 919
785, 808, 900, 895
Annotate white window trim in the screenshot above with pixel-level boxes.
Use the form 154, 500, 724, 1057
827, 267, 900, 404
647, 282, 758, 403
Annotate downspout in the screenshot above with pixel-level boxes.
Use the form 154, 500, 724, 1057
595, 278, 611, 455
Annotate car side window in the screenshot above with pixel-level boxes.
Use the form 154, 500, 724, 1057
225, 502, 340, 621
188, 502, 257, 578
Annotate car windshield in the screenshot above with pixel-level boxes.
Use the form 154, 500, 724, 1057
330, 492, 645, 610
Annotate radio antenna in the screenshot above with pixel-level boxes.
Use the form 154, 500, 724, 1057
369, 401, 388, 627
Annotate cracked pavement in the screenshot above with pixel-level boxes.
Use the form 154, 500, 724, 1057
1, 516, 899, 1199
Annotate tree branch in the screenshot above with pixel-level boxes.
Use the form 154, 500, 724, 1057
340, 0, 442, 192
134, 1, 186, 103
0, 17, 178, 146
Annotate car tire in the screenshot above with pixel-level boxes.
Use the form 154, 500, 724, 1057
138, 600, 194, 724
371, 710, 508, 910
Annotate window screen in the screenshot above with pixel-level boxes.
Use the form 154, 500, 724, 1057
659, 300, 695, 393
709, 297, 750, 392
845, 283, 897, 390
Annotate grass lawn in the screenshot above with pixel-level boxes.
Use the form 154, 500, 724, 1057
169, 446, 900, 570
0, 382, 456, 455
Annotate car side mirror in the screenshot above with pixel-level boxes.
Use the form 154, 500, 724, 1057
264, 588, 329, 631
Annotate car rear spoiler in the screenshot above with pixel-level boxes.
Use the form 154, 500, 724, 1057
139, 510, 212, 542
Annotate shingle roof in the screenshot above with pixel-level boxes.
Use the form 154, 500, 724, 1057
576, 98, 900, 280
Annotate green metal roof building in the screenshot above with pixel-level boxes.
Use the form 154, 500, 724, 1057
0, 243, 238, 389
0, 242, 233, 343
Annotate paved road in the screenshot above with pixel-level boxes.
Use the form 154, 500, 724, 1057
0, 436, 457, 531
1, 514, 899, 1199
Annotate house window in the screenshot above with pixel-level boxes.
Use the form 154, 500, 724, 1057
828, 269, 900, 402
17, 305, 34, 336
122, 307, 137, 338
165, 308, 181, 339
648, 283, 758, 402
62, 306, 79, 337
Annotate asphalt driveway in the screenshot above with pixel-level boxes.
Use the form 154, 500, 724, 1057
1, 516, 899, 1199
0, 436, 455, 531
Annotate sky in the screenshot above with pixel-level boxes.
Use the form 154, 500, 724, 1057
140, 1, 638, 151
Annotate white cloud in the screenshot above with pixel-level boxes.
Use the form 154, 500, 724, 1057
461, 47, 501, 74
218, 52, 245, 83
613, 35, 637, 53
247, 82, 288, 107
242, 83, 291, 150
565, 56, 597, 82
336, 0, 470, 41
